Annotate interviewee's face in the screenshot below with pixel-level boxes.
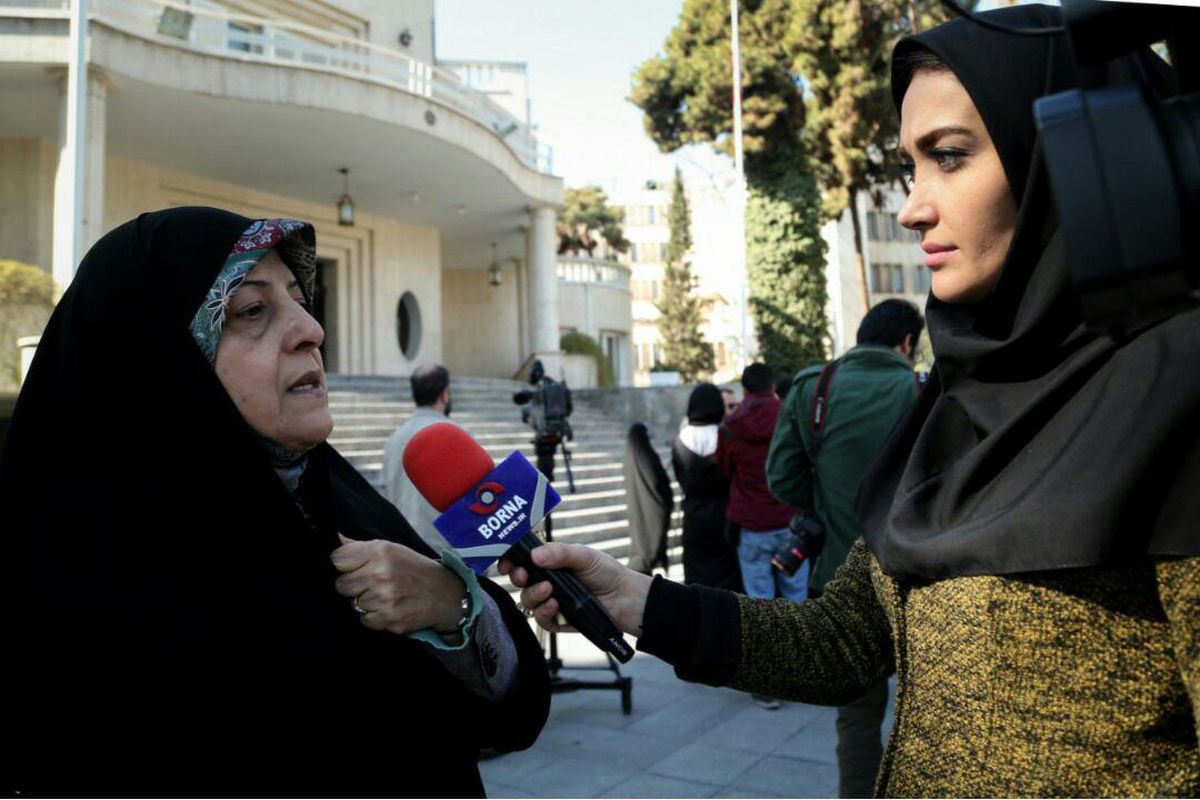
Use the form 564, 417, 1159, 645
897, 69, 1017, 304
215, 251, 333, 450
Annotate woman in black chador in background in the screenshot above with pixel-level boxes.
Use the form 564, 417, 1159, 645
672, 383, 742, 592
624, 421, 673, 574
1, 207, 549, 797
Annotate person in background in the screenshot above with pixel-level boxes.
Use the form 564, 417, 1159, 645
774, 375, 794, 402
673, 383, 742, 593
720, 387, 738, 415
382, 362, 461, 552
766, 298, 925, 798
716, 362, 801, 709
624, 422, 673, 575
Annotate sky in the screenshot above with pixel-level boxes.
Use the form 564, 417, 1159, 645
434, 0, 1047, 198
434, 0, 710, 197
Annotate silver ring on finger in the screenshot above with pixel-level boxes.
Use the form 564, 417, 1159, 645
352, 596, 368, 615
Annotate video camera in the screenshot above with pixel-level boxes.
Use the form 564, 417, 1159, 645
945, 0, 1200, 333
512, 359, 576, 493
512, 360, 573, 446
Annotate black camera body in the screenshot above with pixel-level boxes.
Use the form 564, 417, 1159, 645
1027, 0, 1199, 332
512, 378, 573, 446
771, 514, 826, 577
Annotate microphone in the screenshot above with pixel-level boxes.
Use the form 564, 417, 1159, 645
403, 423, 635, 663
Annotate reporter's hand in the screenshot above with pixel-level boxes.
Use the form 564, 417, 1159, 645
331, 534, 464, 635
498, 542, 651, 637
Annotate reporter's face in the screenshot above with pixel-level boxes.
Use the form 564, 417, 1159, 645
897, 69, 1017, 304
215, 251, 333, 449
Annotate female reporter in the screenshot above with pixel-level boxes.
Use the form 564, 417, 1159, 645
1, 208, 549, 797
505, 6, 1199, 796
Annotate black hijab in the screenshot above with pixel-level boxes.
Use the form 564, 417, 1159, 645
0, 207, 548, 796
687, 383, 726, 426
858, 6, 1200, 580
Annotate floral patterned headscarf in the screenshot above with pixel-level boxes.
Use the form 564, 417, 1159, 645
189, 218, 317, 363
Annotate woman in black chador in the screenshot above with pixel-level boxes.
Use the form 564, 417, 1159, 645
672, 383, 742, 592
1, 207, 549, 797
623, 422, 672, 574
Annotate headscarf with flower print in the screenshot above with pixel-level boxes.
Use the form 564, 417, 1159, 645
189, 217, 319, 470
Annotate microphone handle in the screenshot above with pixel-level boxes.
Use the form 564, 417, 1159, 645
510, 534, 635, 663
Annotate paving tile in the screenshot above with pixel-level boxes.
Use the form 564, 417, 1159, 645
624, 688, 748, 743
694, 701, 814, 753
478, 740, 563, 785
600, 773, 721, 798
481, 780, 538, 798
516, 750, 633, 798
773, 715, 840, 765
532, 719, 679, 770
728, 754, 840, 798
647, 741, 765, 787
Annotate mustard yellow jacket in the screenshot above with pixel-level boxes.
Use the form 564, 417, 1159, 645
640, 540, 1200, 796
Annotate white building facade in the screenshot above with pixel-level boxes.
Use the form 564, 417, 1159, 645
822, 186, 928, 358
1, 0, 576, 382
609, 177, 746, 386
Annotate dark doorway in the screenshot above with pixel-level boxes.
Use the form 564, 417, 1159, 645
314, 258, 337, 372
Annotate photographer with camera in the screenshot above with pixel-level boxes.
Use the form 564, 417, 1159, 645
512, 359, 574, 494
765, 299, 925, 798
503, 7, 1199, 796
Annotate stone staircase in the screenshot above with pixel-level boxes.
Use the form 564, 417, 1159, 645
325, 375, 684, 577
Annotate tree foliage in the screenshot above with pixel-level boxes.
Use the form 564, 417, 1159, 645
0, 260, 56, 306
655, 167, 715, 382
793, 0, 969, 218
560, 330, 615, 387
632, 0, 828, 376
556, 186, 629, 257
0, 260, 56, 389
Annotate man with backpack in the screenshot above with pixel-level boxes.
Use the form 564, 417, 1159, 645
766, 298, 926, 798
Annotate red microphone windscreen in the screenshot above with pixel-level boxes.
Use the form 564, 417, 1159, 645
402, 422, 495, 512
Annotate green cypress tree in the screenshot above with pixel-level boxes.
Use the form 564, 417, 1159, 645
655, 167, 715, 381
631, 0, 829, 377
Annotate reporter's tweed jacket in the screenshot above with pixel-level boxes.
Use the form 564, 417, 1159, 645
732, 541, 1200, 796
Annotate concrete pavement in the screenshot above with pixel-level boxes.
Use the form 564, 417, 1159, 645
482, 619, 895, 798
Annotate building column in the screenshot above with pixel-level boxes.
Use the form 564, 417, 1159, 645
52, 66, 108, 291
524, 205, 561, 373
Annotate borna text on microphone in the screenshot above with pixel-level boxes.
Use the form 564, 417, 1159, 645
403, 422, 635, 663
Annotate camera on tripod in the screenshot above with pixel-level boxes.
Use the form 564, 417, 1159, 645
512, 360, 573, 445
513, 359, 576, 493
771, 513, 826, 577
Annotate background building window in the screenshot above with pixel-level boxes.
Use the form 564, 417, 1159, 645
396, 291, 422, 360
912, 264, 931, 293
870, 263, 905, 294
228, 21, 264, 54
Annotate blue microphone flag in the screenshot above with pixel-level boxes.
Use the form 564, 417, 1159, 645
433, 451, 562, 575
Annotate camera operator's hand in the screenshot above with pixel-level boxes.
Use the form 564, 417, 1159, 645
499, 543, 651, 637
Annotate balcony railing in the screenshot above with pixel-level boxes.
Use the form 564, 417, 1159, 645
0, 0, 552, 173
556, 256, 631, 290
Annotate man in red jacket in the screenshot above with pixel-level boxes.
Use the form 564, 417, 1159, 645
717, 363, 802, 709
716, 365, 805, 588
